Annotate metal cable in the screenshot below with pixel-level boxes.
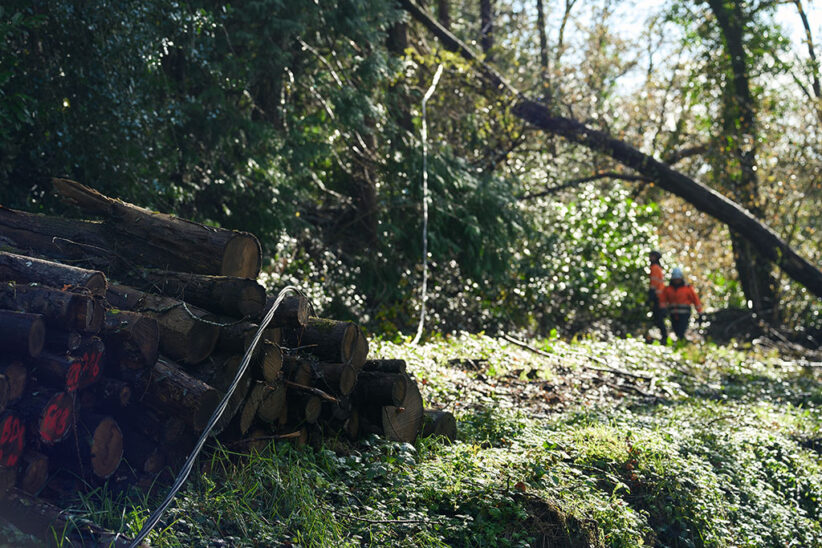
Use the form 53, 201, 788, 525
128, 285, 304, 547
411, 63, 444, 345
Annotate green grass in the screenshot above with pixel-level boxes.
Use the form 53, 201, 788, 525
5, 334, 821, 547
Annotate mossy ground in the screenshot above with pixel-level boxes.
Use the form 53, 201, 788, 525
3, 333, 821, 547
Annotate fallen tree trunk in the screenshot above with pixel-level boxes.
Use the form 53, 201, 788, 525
53, 178, 262, 279
400, 0, 822, 300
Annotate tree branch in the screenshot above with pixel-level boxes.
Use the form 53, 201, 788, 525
519, 172, 653, 201
399, 0, 822, 300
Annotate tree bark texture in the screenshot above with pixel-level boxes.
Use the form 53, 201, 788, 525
138, 270, 266, 319
124, 358, 219, 431
53, 178, 262, 278
0, 283, 97, 333
0, 310, 45, 358
0, 251, 107, 297
107, 284, 219, 365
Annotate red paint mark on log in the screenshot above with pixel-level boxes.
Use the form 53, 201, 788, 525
0, 414, 25, 467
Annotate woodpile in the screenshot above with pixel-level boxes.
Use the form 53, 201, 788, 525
0, 179, 454, 541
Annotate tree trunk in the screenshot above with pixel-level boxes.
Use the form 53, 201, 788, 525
353, 371, 407, 407
0, 283, 97, 333
0, 251, 107, 296
284, 318, 368, 370
138, 270, 266, 319
217, 321, 281, 355
262, 294, 311, 327
17, 390, 74, 446
189, 353, 252, 435
53, 178, 262, 278
399, 0, 822, 300
437, 0, 450, 29
107, 284, 219, 365
480, 0, 494, 59
124, 357, 220, 431
103, 310, 160, 369
0, 310, 45, 358
29, 338, 104, 393
44, 330, 82, 354
536, 0, 549, 80
0, 488, 142, 547
0, 361, 26, 402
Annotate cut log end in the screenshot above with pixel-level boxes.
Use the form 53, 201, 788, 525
90, 417, 123, 479
238, 284, 267, 318
221, 234, 262, 279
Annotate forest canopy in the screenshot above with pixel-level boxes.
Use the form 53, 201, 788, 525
1, 0, 820, 342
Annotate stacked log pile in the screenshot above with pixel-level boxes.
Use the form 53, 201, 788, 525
0, 178, 454, 542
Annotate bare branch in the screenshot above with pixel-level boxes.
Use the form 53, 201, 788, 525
519, 172, 653, 201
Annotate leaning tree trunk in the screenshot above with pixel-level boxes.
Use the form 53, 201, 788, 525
399, 0, 822, 301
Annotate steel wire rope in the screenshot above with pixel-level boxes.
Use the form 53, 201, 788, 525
411, 63, 444, 345
128, 285, 305, 547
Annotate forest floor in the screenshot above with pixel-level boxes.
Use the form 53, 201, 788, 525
4, 328, 822, 547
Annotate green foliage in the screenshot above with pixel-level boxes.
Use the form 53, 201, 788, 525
18, 334, 821, 547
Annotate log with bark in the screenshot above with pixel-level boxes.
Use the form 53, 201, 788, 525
189, 354, 252, 435
15, 390, 73, 446
137, 269, 266, 319
0, 487, 142, 547
29, 338, 104, 393
262, 294, 311, 326
421, 409, 457, 442
43, 330, 82, 354
49, 415, 123, 480
379, 374, 424, 443
103, 309, 160, 369
53, 178, 262, 279
0, 361, 26, 402
352, 371, 407, 407
0, 283, 97, 333
283, 318, 369, 370
0, 310, 45, 358
217, 321, 281, 354
124, 358, 219, 431
107, 284, 219, 364
0, 251, 107, 296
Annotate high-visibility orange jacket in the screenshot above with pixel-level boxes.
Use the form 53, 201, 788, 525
660, 284, 703, 316
649, 264, 665, 297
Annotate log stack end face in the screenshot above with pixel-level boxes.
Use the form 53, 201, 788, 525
222, 233, 262, 279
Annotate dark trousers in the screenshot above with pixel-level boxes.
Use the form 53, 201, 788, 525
649, 290, 667, 339
670, 311, 691, 339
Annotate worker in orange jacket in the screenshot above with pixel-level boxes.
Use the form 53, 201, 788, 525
647, 250, 667, 342
660, 267, 703, 341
